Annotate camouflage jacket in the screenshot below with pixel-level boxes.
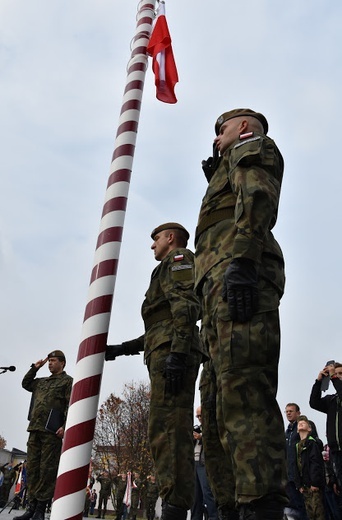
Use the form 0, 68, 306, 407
97, 475, 112, 496
195, 133, 285, 308
114, 476, 127, 497
22, 366, 73, 432
145, 480, 159, 501
127, 248, 204, 359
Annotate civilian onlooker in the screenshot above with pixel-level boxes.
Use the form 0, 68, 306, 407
310, 362, 342, 496
285, 403, 311, 520
191, 406, 218, 520
294, 416, 325, 520
89, 489, 97, 516
322, 445, 341, 520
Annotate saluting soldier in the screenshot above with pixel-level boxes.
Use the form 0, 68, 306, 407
96, 470, 112, 519
14, 350, 72, 520
195, 109, 287, 520
106, 222, 207, 520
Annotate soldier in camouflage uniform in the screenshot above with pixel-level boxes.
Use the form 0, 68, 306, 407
14, 350, 72, 520
145, 475, 159, 520
96, 471, 112, 519
198, 360, 236, 518
113, 473, 127, 520
195, 109, 287, 520
0, 463, 18, 507
106, 223, 206, 520
127, 471, 140, 520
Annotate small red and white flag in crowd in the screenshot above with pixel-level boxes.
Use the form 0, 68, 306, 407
15, 466, 22, 494
147, 1, 179, 104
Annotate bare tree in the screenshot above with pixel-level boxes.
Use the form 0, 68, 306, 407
92, 380, 153, 481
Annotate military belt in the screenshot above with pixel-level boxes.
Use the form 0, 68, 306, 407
144, 307, 172, 329
195, 207, 235, 244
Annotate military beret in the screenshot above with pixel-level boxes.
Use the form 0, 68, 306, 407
151, 222, 190, 240
48, 350, 66, 361
215, 108, 269, 136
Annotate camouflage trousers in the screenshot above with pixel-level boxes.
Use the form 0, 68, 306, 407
147, 343, 202, 509
199, 263, 287, 505
26, 430, 62, 501
127, 491, 139, 519
199, 360, 236, 509
98, 493, 110, 514
301, 488, 325, 520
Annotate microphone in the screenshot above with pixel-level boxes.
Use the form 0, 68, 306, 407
0, 366, 16, 372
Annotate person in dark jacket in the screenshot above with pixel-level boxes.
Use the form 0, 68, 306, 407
285, 403, 319, 520
309, 362, 342, 492
294, 416, 326, 520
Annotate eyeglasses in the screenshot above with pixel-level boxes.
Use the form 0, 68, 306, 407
196, 414, 201, 418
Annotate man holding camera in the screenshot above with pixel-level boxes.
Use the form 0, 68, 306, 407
191, 406, 218, 520
309, 361, 342, 493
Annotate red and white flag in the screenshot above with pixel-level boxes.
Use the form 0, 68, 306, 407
123, 472, 132, 510
147, 1, 178, 104
15, 466, 22, 494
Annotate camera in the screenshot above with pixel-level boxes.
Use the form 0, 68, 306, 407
321, 359, 335, 392
193, 425, 201, 434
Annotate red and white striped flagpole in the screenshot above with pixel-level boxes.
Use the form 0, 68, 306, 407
51, 1, 157, 518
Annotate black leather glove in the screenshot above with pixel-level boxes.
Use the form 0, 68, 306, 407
202, 144, 221, 182
164, 353, 187, 395
105, 344, 125, 361
105, 341, 141, 361
222, 258, 259, 322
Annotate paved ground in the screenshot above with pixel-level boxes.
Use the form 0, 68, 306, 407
0, 506, 51, 519
0, 508, 118, 519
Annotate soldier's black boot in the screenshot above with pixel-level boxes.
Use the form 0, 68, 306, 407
13, 499, 37, 519
161, 502, 187, 520
218, 505, 239, 520
238, 494, 286, 520
96, 507, 102, 518
31, 500, 47, 520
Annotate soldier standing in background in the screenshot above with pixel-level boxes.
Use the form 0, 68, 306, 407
14, 350, 72, 520
127, 471, 140, 520
145, 474, 159, 520
106, 223, 206, 520
113, 473, 127, 520
96, 470, 112, 519
195, 109, 287, 520
0, 462, 19, 507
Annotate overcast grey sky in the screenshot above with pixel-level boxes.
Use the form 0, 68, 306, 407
0, 0, 341, 451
